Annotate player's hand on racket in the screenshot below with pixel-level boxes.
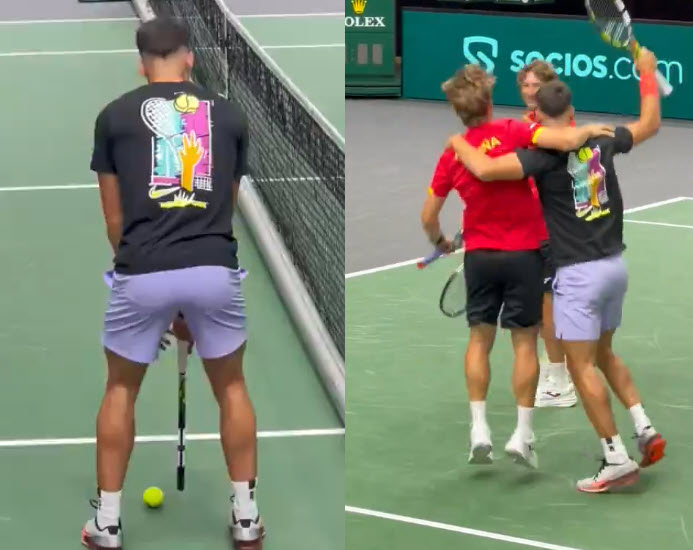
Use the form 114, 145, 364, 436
633, 47, 657, 75
436, 236, 454, 255
171, 315, 194, 354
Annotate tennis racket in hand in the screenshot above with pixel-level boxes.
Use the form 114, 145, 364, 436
585, 0, 672, 96
417, 231, 463, 269
176, 339, 188, 491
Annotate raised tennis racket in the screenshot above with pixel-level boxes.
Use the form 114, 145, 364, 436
176, 338, 188, 491
417, 231, 463, 269
585, 0, 672, 96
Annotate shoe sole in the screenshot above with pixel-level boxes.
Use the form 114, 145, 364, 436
468, 444, 493, 465
535, 398, 577, 408
640, 435, 666, 468
576, 468, 640, 493
230, 527, 266, 550
505, 448, 537, 469
81, 531, 122, 550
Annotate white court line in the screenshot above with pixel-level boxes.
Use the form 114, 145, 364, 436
0, 49, 137, 58
345, 197, 691, 279
263, 43, 344, 50
238, 12, 343, 19
625, 219, 693, 230
0, 184, 96, 192
346, 506, 583, 550
0, 17, 138, 25
0, 428, 344, 449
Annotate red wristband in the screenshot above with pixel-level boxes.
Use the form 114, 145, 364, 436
639, 72, 658, 97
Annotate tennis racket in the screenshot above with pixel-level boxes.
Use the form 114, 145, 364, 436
585, 0, 673, 97
439, 262, 467, 318
417, 231, 463, 269
176, 338, 188, 491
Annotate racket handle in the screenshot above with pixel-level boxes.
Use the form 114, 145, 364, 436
655, 69, 673, 97
177, 465, 185, 491
417, 248, 445, 269
177, 340, 188, 373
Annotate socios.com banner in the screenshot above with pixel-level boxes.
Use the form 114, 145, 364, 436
402, 10, 690, 119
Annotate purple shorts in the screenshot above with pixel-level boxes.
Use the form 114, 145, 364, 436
553, 253, 628, 341
103, 266, 247, 364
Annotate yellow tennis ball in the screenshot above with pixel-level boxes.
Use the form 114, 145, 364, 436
577, 147, 593, 162
174, 94, 199, 114
143, 486, 164, 509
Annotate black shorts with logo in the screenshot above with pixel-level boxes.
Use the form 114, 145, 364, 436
540, 240, 555, 294
464, 249, 544, 329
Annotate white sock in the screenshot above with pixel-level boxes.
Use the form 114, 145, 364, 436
628, 403, 652, 435
516, 406, 533, 440
96, 490, 121, 528
600, 434, 628, 464
231, 479, 259, 519
547, 362, 567, 384
469, 401, 489, 431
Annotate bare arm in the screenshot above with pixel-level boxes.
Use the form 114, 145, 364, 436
232, 179, 240, 212
447, 136, 525, 181
625, 48, 661, 146
420, 193, 448, 246
97, 173, 122, 254
532, 124, 614, 152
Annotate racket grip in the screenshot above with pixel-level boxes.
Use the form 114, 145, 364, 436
417, 248, 445, 269
177, 340, 188, 373
177, 466, 185, 491
655, 69, 673, 97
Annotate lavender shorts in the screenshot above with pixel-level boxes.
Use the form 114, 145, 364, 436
553, 253, 628, 341
103, 266, 247, 364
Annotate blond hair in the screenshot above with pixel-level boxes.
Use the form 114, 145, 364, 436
441, 64, 495, 127
517, 59, 558, 88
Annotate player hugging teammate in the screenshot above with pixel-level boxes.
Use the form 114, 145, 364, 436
517, 60, 576, 408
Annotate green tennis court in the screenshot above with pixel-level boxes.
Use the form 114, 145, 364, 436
0, 15, 343, 550
346, 198, 693, 550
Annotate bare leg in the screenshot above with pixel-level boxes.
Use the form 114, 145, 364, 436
96, 349, 147, 492
203, 343, 257, 482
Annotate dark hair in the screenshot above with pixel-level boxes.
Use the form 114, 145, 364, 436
136, 17, 190, 58
536, 80, 573, 118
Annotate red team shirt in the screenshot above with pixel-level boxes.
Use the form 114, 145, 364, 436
429, 118, 549, 251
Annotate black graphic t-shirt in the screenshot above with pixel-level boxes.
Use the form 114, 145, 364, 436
516, 126, 634, 267
91, 81, 248, 274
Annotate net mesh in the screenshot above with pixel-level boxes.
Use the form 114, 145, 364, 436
141, 0, 345, 358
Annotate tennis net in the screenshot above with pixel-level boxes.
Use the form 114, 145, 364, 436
133, 0, 345, 359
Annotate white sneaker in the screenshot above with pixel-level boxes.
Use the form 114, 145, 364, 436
536, 375, 577, 408
229, 504, 265, 550
468, 425, 493, 465
635, 426, 666, 467
81, 518, 122, 550
576, 458, 639, 493
505, 431, 538, 469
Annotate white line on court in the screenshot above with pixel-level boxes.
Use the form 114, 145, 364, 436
345, 196, 691, 279
0, 49, 137, 58
345, 506, 583, 550
263, 43, 344, 50
625, 219, 693, 230
0, 184, 96, 192
238, 13, 343, 19
0, 428, 344, 449
0, 17, 138, 25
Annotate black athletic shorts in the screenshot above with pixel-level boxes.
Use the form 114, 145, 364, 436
464, 249, 544, 329
540, 239, 555, 294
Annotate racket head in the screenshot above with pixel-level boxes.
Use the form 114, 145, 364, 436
585, 0, 633, 49
439, 263, 467, 318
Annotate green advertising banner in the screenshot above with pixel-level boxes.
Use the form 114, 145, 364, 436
402, 10, 690, 119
